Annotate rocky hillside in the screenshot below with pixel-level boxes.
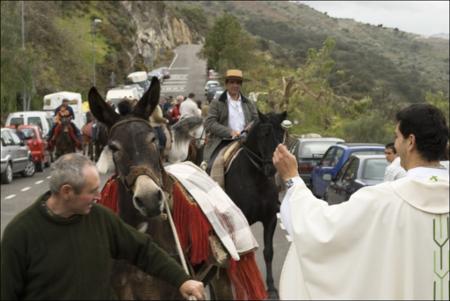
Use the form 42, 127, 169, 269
1, 1, 200, 117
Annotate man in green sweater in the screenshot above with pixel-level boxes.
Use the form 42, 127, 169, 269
1, 153, 205, 300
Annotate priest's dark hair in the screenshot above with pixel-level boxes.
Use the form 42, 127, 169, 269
396, 103, 449, 162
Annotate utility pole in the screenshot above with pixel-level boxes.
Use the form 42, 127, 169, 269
21, 0, 27, 110
92, 18, 102, 87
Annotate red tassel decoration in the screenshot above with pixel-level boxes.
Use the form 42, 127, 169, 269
227, 252, 268, 300
172, 182, 212, 265
98, 175, 120, 214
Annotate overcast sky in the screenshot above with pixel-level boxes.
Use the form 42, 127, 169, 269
298, 1, 449, 36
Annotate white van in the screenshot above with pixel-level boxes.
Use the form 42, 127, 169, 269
106, 85, 143, 105
127, 71, 150, 91
5, 111, 53, 137
43, 91, 86, 130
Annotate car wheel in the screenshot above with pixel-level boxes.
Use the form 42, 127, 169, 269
1, 162, 13, 184
22, 160, 36, 177
36, 161, 44, 172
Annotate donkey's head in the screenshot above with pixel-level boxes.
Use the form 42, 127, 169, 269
88, 77, 167, 217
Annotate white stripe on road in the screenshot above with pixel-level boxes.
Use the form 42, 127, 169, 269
35, 180, 44, 185
46, 176, 51, 179
5, 194, 16, 200
285, 234, 292, 242
162, 81, 188, 85
169, 52, 179, 69
21, 187, 31, 192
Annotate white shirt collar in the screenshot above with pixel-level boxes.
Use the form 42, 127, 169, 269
227, 92, 241, 103
406, 166, 449, 180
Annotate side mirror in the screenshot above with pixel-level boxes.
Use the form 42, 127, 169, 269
322, 173, 332, 181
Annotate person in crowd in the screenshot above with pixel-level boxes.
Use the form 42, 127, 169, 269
47, 99, 81, 147
180, 92, 201, 118
1, 153, 205, 300
169, 95, 183, 125
273, 103, 449, 300
203, 69, 258, 163
383, 142, 406, 181
150, 99, 169, 152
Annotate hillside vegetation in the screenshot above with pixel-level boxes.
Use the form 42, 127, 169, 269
168, 1, 449, 142
1, 1, 448, 142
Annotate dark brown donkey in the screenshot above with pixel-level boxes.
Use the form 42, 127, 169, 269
88, 77, 233, 300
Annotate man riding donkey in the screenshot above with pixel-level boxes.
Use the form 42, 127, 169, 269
48, 98, 82, 151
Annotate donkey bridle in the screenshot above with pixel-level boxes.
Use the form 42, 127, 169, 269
108, 117, 169, 192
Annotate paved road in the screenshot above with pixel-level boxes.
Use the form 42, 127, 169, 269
161, 44, 208, 103
1, 44, 291, 298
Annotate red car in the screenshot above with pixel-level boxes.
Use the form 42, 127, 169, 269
17, 125, 51, 171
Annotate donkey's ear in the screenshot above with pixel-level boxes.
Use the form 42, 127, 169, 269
88, 87, 120, 128
257, 110, 267, 122
133, 77, 160, 120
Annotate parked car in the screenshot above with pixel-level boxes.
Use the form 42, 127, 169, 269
204, 80, 220, 93
5, 111, 53, 138
325, 154, 388, 204
292, 137, 345, 187
1, 128, 35, 184
127, 71, 150, 91
17, 125, 51, 172
159, 67, 170, 79
311, 143, 385, 198
212, 90, 225, 102
206, 85, 224, 102
148, 69, 164, 82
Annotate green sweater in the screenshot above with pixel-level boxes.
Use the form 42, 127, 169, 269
1, 192, 190, 300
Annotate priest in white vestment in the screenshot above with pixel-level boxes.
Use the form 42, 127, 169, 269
273, 104, 449, 300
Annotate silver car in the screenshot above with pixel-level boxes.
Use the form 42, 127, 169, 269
1, 128, 35, 184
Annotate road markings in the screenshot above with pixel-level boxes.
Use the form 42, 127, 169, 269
21, 187, 31, 192
5, 194, 16, 200
46, 176, 51, 179
35, 180, 44, 185
169, 52, 178, 69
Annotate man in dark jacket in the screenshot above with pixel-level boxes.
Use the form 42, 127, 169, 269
1, 153, 205, 300
203, 69, 258, 163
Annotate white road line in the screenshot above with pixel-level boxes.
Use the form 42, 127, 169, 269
5, 194, 16, 200
46, 176, 51, 179
162, 81, 188, 85
21, 187, 31, 192
169, 52, 178, 69
35, 180, 44, 185
285, 234, 292, 242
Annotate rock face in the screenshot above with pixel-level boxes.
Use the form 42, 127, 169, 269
121, 1, 197, 69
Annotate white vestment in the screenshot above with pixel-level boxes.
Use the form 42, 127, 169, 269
280, 168, 449, 300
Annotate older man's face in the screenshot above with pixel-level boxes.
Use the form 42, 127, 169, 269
226, 79, 242, 97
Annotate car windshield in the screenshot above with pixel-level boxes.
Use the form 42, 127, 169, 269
9, 117, 24, 126
362, 158, 388, 180
299, 141, 338, 158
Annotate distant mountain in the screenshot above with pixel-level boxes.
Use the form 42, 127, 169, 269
168, 1, 449, 104
429, 33, 449, 40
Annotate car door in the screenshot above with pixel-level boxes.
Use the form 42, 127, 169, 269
326, 158, 352, 204
312, 146, 337, 197
337, 158, 360, 203
9, 130, 29, 171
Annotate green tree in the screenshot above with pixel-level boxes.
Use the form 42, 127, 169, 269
201, 13, 256, 74
425, 91, 449, 123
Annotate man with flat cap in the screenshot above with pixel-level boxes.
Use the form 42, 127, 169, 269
203, 69, 258, 164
